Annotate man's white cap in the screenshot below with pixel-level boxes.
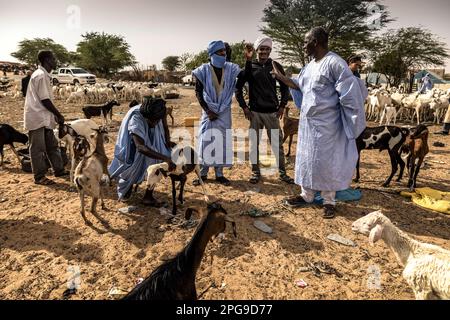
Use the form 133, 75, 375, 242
254, 37, 273, 50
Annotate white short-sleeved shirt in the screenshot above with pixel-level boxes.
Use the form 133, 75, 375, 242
24, 66, 56, 131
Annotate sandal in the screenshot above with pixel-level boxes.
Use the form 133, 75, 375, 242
35, 177, 56, 186
215, 176, 231, 186
249, 173, 261, 184
193, 176, 208, 186
323, 205, 336, 219
279, 174, 295, 184
284, 196, 309, 208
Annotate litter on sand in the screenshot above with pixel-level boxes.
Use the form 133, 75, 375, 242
108, 287, 128, 299
118, 206, 138, 214
401, 187, 450, 214
253, 221, 273, 234
241, 209, 271, 218
327, 234, 356, 247
295, 279, 308, 288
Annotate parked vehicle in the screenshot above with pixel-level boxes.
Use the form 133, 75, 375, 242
52, 68, 96, 85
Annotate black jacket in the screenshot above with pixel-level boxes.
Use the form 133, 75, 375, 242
235, 59, 289, 113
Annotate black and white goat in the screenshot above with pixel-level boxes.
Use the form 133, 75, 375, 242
82, 100, 120, 126
0, 124, 28, 167
355, 126, 410, 187
145, 144, 209, 215
123, 202, 237, 300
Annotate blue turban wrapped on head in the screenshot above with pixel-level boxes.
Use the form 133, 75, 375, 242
207, 40, 226, 68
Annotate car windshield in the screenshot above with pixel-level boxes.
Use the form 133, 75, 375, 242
71, 69, 89, 74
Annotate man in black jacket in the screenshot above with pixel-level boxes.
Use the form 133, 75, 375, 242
21, 70, 32, 98
236, 37, 294, 184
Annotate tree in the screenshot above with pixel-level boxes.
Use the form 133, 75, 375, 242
185, 50, 209, 71
370, 27, 449, 89
261, 0, 392, 66
11, 38, 72, 67
162, 56, 181, 71
76, 32, 136, 77
179, 53, 193, 72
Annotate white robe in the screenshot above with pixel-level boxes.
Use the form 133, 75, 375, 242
290, 52, 368, 191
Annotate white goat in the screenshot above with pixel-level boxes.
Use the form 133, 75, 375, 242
352, 211, 450, 300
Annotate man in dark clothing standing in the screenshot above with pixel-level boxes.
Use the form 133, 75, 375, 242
347, 55, 363, 78
236, 37, 294, 184
21, 70, 32, 98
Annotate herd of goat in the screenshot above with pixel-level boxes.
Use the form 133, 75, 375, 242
1, 81, 180, 105
0, 81, 449, 300
366, 86, 450, 125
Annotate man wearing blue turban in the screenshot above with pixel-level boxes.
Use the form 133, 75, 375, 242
192, 40, 241, 186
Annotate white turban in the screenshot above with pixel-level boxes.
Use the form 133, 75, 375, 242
254, 37, 273, 50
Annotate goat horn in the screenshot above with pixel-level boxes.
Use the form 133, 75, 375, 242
224, 217, 237, 238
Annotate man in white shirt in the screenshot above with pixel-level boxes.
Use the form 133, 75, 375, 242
24, 50, 67, 185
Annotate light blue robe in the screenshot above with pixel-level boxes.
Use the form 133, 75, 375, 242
109, 106, 171, 200
419, 75, 433, 94
192, 62, 241, 167
290, 52, 368, 191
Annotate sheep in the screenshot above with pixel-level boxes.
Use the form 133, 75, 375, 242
400, 124, 429, 191
144, 144, 209, 215
73, 128, 110, 225
123, 202, 237, 300
0, 124, 29, 167
66, 88, 88, 105
355, 126, 409, 187
282, 105, 299, 157
352, 211, 450, 300
82, 100, 121, 126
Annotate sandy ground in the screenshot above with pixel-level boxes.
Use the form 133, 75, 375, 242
0, 83, 449, 300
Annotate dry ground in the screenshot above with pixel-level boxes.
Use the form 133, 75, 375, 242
0, 84, 449, 300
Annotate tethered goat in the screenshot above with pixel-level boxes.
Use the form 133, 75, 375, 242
123, 202, 237, 300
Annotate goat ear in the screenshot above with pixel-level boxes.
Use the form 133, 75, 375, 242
369, 225, 384, 246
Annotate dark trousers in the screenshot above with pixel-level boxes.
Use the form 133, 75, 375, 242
29, 127, 64, 182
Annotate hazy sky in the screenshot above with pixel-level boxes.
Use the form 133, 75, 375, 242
0, 0, 449, 70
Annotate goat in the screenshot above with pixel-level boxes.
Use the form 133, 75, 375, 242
144, 144, 209, 215
0, 124, 28, 167
282, 106, 299, 157
82, 100, 121, 126
74, 128, 110, 225
400, 124, 429, 191
355, 126, 409, 187
123, 202, 237, 300
57, 119, 103, 185
352, 211, 450, 300
166, 105, 174, 127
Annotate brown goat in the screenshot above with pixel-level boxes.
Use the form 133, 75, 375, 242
401, 125, 429, 191
282, 105, 299, 157
123, 202, 236, 300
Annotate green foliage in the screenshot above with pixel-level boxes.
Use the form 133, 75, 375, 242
162, 56, 181, 71
370, 27, 450, 86
11, 38, 72, 67
76, 32, 136, 76
261, 0, 392, 66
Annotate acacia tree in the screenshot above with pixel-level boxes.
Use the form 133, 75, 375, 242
370, 27, 449, 89
162, 56, 181, 71
11, 38, 73, 67
261, 0, 392, 66
76, 32, 135, 77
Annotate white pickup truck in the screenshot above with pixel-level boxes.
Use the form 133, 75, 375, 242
52, 68, 96, 85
